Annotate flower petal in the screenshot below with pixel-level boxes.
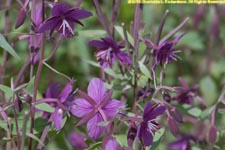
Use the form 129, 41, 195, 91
53, 107, 63, 131
139, 123, 153, 146
89, 40, 108, 49
70, 98, 93, 117
59, 80, 74, 103
88, 78, 107, 103
66, 8, 92, 20
143, 102, 152, 119
87, 113, 104, 140
38, 16, 61, 33
103, 99, 123, 118
52, 3, 70, 16
146, 105, 166, 121
116, 51, 132, 65
45, 83, 60, 98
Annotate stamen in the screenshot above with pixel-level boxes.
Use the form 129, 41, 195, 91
58, 19, 74, 37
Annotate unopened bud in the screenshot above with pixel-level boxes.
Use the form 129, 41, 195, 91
15, 8, 26, 29
127, 126, 137, 147
209, 125, 217, 145
163, 92, 171, 102
168, 116, 179, 136
171, 107, 183, 123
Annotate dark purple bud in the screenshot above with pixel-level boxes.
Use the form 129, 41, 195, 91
127, 125, 137, 147
15, 8, 26, 29
209, 125, 217, 145
68, 132, 88, 149
23, 93, 32, 104
193, 5, 205, 27
163, 92, 171, 102
168, 116, 179, 136
15, 96, 23, 112
171, 107, 183, 123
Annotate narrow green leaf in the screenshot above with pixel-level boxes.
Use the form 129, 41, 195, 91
104, 69, 123, 79
200, 106, 214, 119
115, 25, 134, 46
24, 76, 35, 95
115, 134, 128, 147
35, 103, 55, 113
0, 84, 13, 100
138, 61, 152, 79
0, 33, 20, 59
78, 30, 106, 38
88, 142, 102, 150
187, 107, 202, 117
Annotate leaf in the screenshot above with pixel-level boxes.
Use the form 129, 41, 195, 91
88, 142, 102, 150
0, 33, 20, 59
200, 106, 214, 119
24, 76, 35, 95
0, 84, 13, 100
115, 25, 134, 46
78, 30, 106, 38
26, 132, 44, 147
200, 76, 217, 105
104, 69, 123, 79
187, 107, 202, 117
97, 121, 109, 127
138, 61, 152, 79
153, 128, 165, 142
115, 134, 128, 147
35, 103, 55, 113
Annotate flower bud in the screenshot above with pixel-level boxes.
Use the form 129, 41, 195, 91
209, 124, 217, 145
127, 125, 137, 147
168, 116, 179, 136
163, 92, 171, 102
15, 8, 26, 29
171, 107, 183, 123
15, 96, 23, 112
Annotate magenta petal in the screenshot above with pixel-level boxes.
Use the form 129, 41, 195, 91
141, 127, 153, 146
87, 113, 104, 140
143, 102, 152, 119
52, 3, 70, 16
103, 99, 123, 118
89, 40, 108, 49
53, 107, 63, 131
68, 132, 88, 149
87, 78, 107, 103
38, 16, 61, 33
59, 81, 73, 103
145, 105, 166, 121
70, 98, 93, 117
104, 139, 118, 150
46, 83, 60, 98
66, 8, 92, 20
116, 51, 132, 65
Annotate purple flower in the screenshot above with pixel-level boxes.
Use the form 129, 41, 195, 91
172, 77, 198, 104
68, 132, 88, 149
104, 138, 118, 150
152, 34, 184, 69
38, 3, 92, 38
89, 37, 132, 68
72, 78, 123, 139
42, 80, 75, 130
169, 135, 196, 150
137, 102, 166, 146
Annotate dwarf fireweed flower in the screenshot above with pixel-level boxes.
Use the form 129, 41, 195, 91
72, 78, 123, 139
41, 80, 75, 130
138, 102, 166, 146
38, 3, 92, 38
169, 135, 196, 150
152, 34, 185, 69
89, 37, 132, 68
